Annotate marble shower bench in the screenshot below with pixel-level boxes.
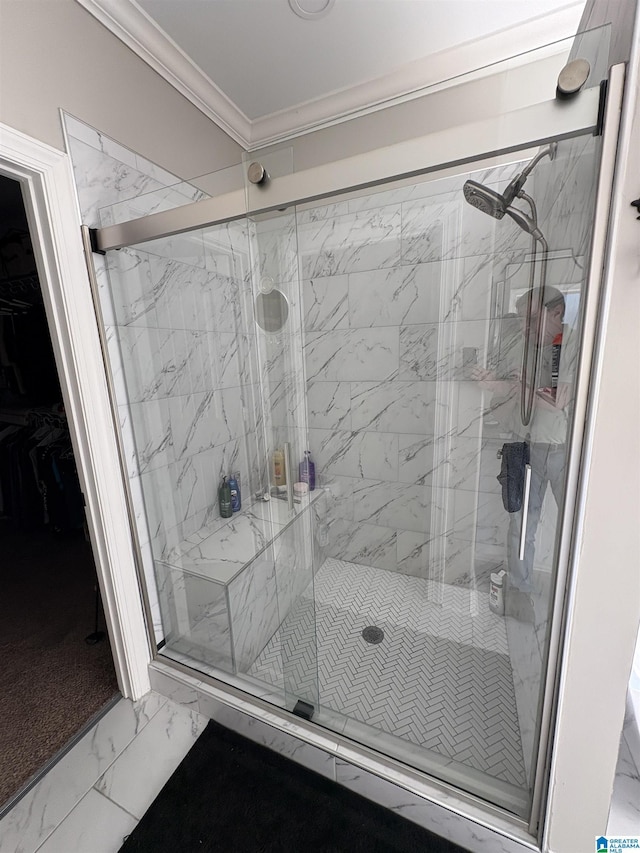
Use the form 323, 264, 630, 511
155, 490, 324, 676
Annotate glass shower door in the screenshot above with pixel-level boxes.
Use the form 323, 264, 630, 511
293, 129, 601, 816
98, 185, 320, 712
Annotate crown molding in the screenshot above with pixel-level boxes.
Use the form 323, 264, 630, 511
75, 0, 252, 148
75, 0, 583, 152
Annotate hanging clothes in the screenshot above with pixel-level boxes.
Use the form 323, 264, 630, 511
0, 416, 84, 535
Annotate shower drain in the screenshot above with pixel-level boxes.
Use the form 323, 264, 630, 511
362, 626, 384, 644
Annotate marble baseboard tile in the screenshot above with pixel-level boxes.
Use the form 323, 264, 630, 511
198, 702, 336, 782
334, 759, 533, 853
148, 668, 202, 710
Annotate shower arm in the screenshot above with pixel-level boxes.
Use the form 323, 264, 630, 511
517, 192, 549, 427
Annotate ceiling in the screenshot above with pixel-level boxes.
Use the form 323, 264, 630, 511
77, 0, 588, 148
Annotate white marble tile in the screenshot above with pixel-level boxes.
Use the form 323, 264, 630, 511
160, 566, 232, 669
148, 667, 203, 711
399, 319, 490, 382
307, 381, 351, 430
326, 519, 397, 571
105, 247, 156, 328
396, 529, 431, 577
253, 212, 299, 286
352, 479, 431, 534
608, 736, 640, 834
350, 380, 436, 435
302, 275, 349, 331
65, 136, 166, 226
202, 707, 335, 781
335, 759, 530, 853
128, 398, 173, 474
304, 328, 399, 382
228, 549, 279, 672
157, 329, 197, 397
398, 434, 437, 486
175, 514, 281, 583
348, 263, 442, 328
116, 325, 164, 403
298, 204, 402, 278
0, 693, 166, 853
308, 428, 398, 482
169, 387, 245, 460
139, 466, 184, 544
505, 611, 542, 787
95, 701, 207, 819
34, 788, 137, 853
150, 255, 210, 331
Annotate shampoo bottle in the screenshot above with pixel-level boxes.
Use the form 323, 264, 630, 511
298, 450, 316, 491
229, 472, 241, 512
273, 449, 286, 487
218, 476, 233, 518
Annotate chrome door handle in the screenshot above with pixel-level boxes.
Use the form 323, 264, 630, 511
518, 463, 533, 561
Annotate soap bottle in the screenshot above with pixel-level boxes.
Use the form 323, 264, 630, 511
299, 450, 316, 491
229, 472, 241, 512
218, 476, 233, 518
489, 569, 506, 616
273, 449, 286, 487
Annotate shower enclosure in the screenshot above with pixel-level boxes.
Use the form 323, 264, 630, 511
86, 30, 615, 835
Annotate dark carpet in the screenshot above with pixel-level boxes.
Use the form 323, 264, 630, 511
0, 521, 119, 807
120, 720, 470, 853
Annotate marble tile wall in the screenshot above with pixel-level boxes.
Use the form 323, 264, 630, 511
296, 165, 529, 582
64, 115, 263, 647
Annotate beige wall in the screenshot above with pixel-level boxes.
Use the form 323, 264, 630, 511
0, 0, 243, 178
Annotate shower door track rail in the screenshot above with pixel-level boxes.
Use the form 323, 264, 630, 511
93, 86, 601, 252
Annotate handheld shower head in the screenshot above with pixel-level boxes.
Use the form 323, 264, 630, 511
463, 180, 543, 241
462, 181, 508, 220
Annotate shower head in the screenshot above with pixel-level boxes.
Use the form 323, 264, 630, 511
462, 181, 509, 220
463, 180, 544, 242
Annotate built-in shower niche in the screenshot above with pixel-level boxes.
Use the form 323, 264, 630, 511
155, 490, 322, 682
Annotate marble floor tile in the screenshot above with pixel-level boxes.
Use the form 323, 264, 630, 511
95, 701, 207, 819
34, 789, 137, 853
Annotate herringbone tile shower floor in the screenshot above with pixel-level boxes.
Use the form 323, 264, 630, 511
250, 558, 526, 788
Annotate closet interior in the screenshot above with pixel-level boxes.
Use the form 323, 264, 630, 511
0, 174, 119, 811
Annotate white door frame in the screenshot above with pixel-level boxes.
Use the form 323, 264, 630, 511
0, 122, 151, 700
